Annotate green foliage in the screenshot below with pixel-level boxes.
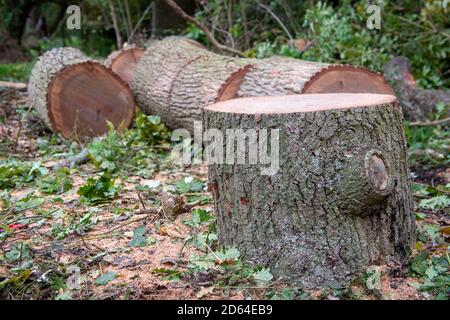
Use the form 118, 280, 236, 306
95, 271, 117, 286
406, 124, 449, 169
87, 115, 170, 174
134, 114, 170, 146
0, 159, 48, 189
300, 1, 391, 70
88, 123, 132, 173
51, 210, 98, 239
420, 195, 450, 212
174, 177, 204, 194
128, 225, 155, 247
77, 173, 118, 204
0, 63, 33, 82
409, 253, 449, 300
152, 268, 182, 281
249, 0, 449, 88
3, 241, 33, 263
37, 168, 73, 194
187, 246, 274, 287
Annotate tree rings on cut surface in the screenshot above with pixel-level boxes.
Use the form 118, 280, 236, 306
104, 46, 145, 86
28, 47, 135, 140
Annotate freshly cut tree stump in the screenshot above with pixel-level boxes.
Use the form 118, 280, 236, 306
28, 47, 135, 139
203, 93, 415, 288
104, 46, 145, 86
237, 56, 395, 98
132, 37, 251, 133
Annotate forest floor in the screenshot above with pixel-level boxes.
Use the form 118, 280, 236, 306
0, 87, 448, 300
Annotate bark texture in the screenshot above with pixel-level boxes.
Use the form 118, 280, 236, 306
203, 94, 415, 288
237, 56, 394, 97
132, 37, 394, 133
28, 47, 135, 139
132, 38, 251, 133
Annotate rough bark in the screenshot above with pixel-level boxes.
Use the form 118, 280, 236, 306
132, 37, 251, 133
237, 56, 395, 97
384, 57, 450, 122
104, 46, 145, 86
203, 93, 415, 288
28, 47, 135, 139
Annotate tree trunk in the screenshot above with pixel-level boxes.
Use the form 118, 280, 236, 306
237, 56, 395, 97
132, 38, 395, 133
384, 57, 450, 122
132, 37, 251, 133
28, 47, 135, 139
203, 93, 415, 288
104, 46, 145, 86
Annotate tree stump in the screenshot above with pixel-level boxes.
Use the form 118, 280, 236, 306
203, 93, 415, 288
132, 37, 251, 133
237, 56, 394, 97
28, 47, 135, 139
104, 46, 145, 86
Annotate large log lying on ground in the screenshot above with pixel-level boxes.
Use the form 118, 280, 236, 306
237, 56, 394, 97
384, 56, 450, 122
203, 93, 415, 288
132, 38, 251, 133
104, 46, 145, 86
132, 38, 394, 132
28, 47, 135, 139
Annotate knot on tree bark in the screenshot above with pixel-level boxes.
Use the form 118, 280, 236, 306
337, 149, 393, 216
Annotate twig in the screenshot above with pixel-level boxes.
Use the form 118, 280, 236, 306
256, 1, 293, 42
409, 117, 450, 127
0, 81, 27, 90
51, 148, 90, 170
12, 104, 33, 152
239, 0, 250, 49
138, 192, 147, 210
124, 0, 134, 43
108, 0, 123, 49
128, 2, 154, 44
162, 0, 244, 57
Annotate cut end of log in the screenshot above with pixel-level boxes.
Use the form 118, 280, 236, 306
302, 66, 395, 95
105, 47, 145, 86
46, 61, 135, 139
205, 93, 397, 114
217, 65, 252, 101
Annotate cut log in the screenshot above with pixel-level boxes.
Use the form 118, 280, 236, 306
132, 37, 394, 132
132, 37, 251, 133
203, 93, 415, 288
237, 56, 395, 97
104, 46, 145, 86
28, 47, 135, 139
384, 56, 450, 122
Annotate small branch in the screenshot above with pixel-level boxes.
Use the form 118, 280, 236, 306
408, 117, 450, 127
128, 2, 154, 44
124, 0, 134, 43
0, 81, 27, 90
51, 148, 90, 170
108, 0, 122, 49
256, 1, 293, 42
162, 0, 244, 57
